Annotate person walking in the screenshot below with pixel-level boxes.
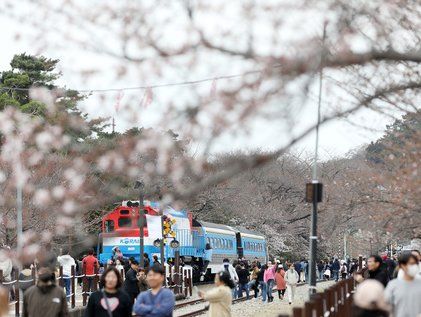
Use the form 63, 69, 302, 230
198, 271, 234, 317
264, 261, 276, 302
82, 249, 99, 295
332, 258, 340, 282
19, 263, 34, 294
0, 247, 12, 284
84, 266, 132, 317
294, 261, 301, 282
115, 259, 125, 276
23, 267, 68, 317
133, 265, 175, 317
221, 259, 239, 298
257, 264, 267, 302
236, 262, 250, 299
137, 268, 148, 293
123, 260, 140, 304
248, 264, 260, 299
317, 261, 324, 280
275, 266, 286, 300
385, 252, 421, 317
57, 248, 76, 302
366, 255, 389, 287
201, 243, 213, 281
143, 253, 150, 269
340, 260, 348, 280
152, 255, 160, 265
285, 264, 299, 305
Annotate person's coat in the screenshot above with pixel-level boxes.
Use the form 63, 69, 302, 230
0, 256, 12, 282
203, 285, 232, 317
23, 283, 68, 317
57, 255, 76, 276
285, 269, 299, 285
124, 268, 139, 296
275, 269, 287, 290
221, 263, 239, 283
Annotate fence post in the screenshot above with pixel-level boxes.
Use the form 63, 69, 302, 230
174, 251, 180, 295
183, 269, 188, 297
187, 269, 192, 297
293, 307, 303, 317
15, 270, 20, 317
59, 266, 64, 287
82, 271, 87, 306
71, 265, 75, 309
312, 293, 323, 317
31, 267, 36, 287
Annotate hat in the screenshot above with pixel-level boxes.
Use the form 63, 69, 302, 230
131, 259, 139, 265
353, 280, 389, 311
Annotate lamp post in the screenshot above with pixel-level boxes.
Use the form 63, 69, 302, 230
306, 22, 327, 297
134, 180, 145, 267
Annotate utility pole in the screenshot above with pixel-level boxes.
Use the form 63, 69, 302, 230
306, 22, 327, 297
135, 181, 145, 267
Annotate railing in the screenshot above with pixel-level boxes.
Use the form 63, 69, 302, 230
292, 278, 355, 317
1, 263, 193, 316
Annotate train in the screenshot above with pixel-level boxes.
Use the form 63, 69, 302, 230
97, 200, 267, 278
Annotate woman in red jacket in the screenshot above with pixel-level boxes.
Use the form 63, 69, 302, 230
275, 267, 287, 300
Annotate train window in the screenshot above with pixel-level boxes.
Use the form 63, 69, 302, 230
224, 239, 227, 249
104, 220, 114, 232
118, 217, 132, 227
120, 209, 130, 215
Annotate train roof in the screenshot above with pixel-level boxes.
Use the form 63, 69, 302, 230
234, 226, 265, 239
197, 220, 235, 233
195, 220, 265, 240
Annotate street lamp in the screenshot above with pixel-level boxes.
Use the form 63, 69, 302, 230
134, 180, 145, 267
306, 22, 327, 297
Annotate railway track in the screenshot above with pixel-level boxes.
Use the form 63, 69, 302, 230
175, 281, 327, 317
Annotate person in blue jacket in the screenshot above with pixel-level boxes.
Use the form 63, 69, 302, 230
133, 264, 174, 317
201, 243, 213, 281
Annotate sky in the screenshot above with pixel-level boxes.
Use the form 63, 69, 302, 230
0, 1, 396, 160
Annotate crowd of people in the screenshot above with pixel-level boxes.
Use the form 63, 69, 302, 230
0, 245, 175, 317
1, 243, 420, 317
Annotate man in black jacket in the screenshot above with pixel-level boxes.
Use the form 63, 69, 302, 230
236, 263, 250, 299
367, 255, 389, 287
123, 260, 140, 303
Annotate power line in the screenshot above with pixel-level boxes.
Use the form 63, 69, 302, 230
0, 68, 264, 94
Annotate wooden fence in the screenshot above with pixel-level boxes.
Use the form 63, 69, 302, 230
292, 278, 355, 317
1, 264, 193, 316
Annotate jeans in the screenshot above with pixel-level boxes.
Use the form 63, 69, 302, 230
63, 275, 71, 302
332, 270, 339, 282
259, 281, 267, 302
249, 280, 259, 298
266, 279, 274, 299
232, 283, 237, 299
318, 270, 324, 280
237, 283, 250, 299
